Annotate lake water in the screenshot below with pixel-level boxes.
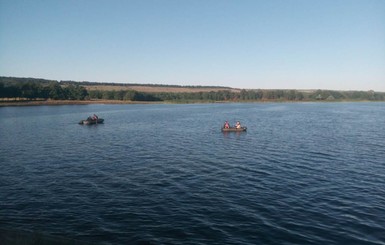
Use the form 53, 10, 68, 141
1, 102, 385, 245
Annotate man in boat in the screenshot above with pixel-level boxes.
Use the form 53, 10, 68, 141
224, 121, 230, 129
235, 121, 241, 129
92, 114, 98, 120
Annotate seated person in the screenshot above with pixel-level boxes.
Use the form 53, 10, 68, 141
235, 121, 241, 129
224, 121, 230, 128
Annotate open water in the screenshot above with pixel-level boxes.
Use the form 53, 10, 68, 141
0, 102, 385, 245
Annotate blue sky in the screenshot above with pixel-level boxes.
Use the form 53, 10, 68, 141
1, 0, 384, 91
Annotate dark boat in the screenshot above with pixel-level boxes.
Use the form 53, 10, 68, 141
79, 118, 104, 125
221, 126, 247, 132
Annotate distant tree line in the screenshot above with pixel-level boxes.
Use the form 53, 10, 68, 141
0, 78, 88, 100
85, 88, 385, 102
1, 76, 385, 102
154, 89, 385, 101
87, 89, 161, 101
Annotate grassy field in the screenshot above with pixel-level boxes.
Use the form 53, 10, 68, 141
83, 84, 241, 93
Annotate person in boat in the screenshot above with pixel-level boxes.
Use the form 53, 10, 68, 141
235, 121, 241, 129
224, 121, 230, 129
92, 114, 98, 120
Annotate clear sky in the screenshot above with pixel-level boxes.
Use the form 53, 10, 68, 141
1, 0, 384, 91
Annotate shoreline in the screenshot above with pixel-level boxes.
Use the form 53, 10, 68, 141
0, 99, 379, 107
0, 99, 164, 107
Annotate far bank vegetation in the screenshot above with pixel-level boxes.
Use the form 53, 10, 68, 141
1, 76, 384, 103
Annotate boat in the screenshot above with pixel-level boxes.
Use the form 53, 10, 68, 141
79, 118, 104, 125
221, 126, 247, 132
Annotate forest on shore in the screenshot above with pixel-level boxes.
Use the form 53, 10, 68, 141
1, 76, 385, 103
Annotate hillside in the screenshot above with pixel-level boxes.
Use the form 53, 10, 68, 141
59, 80, 238, 93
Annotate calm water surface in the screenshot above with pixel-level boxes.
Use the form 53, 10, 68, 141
1, 102, 385, 244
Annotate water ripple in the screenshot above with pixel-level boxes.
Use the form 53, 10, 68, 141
1, 103, 385, 244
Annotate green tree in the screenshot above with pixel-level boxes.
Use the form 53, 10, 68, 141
63, 84, 87, 100
48, 83, 65, 100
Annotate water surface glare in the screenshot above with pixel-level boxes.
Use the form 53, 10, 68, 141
1, 103, 385, 244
